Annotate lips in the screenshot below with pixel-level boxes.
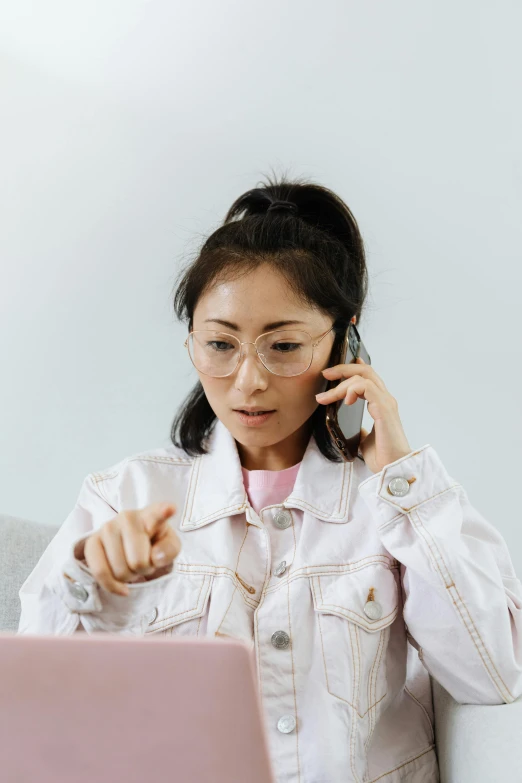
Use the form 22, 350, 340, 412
234, 410, 276, 426
237, 410, 274, 414
234, 409, 275, 414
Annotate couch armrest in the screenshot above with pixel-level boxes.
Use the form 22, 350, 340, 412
432, 677, 522, 782
0, 515, 60, 633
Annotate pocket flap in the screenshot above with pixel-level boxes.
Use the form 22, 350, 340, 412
310, 564, 399, 632
146, 572, 212, 634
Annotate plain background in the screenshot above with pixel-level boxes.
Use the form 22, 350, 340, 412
1, 1, 520, 574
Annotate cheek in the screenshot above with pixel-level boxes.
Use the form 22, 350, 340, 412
198, 377, 226, 407
288, 369, 327, 402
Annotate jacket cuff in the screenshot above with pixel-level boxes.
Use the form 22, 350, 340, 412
357, 444, 459, 528
54, 532, 175, 631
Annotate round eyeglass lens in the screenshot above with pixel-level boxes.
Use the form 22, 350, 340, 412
257, 330, 312, 376
188, 331, 237, 377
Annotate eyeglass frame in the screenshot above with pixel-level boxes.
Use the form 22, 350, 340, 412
183, 325, 336, 378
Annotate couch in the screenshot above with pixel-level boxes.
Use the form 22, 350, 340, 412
1, 513, 521, 782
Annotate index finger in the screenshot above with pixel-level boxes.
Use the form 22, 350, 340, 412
140, 502, 176, 539
322, 363, 363, 377
322, 362, 387, 391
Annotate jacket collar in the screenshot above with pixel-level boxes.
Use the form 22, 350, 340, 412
180, 418, 355, 531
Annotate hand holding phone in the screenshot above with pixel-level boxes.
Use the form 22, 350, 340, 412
324, 323, 371, 461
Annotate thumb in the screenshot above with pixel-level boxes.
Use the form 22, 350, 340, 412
151, 527, 181, 567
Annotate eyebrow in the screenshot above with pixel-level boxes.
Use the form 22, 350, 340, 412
204, 318, 308, 331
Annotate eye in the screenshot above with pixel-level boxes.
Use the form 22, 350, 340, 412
272, 342, 303, 353
207, 340, 234, 352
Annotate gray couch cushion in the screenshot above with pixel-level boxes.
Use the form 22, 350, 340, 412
0, 514, 59, 632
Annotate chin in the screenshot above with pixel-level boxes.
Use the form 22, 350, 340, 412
230, 423, 279, 440
224, 412, 278, 438
231, 418, 308, 450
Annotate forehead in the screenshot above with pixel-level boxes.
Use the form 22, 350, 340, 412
193, 265, 320, 330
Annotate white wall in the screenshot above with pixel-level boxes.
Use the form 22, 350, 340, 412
1, 0, 520, 573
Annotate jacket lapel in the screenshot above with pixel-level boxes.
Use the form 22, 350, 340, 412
180, 418, 355, 530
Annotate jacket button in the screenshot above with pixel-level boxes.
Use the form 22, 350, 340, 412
363, 600, 383, 620
273, 509, 292, 529
387, 477, 410, 497
271, 630, 290, 649
277, 715, 296, 734
147, 607, 158, 625
274, 561, 287, 577
66, 580, 89, 603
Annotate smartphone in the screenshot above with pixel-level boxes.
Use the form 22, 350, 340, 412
324, 323, 371, 462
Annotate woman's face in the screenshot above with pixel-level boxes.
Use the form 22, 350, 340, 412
191, 264, 339, 463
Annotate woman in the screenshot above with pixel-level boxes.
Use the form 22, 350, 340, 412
18, 174, 522, 783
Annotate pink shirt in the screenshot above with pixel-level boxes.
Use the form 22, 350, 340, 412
241, 462, 301, 516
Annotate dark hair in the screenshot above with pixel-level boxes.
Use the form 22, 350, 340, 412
170, 170, 369, 461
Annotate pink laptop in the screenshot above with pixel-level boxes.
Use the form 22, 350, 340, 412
0, 632, 276, 783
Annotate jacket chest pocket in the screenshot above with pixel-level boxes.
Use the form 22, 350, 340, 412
144, 572, 213, 637
310, 563, 399, 718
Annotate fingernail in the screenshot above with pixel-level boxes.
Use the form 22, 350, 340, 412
154, 550, 166, 562
316, 392, 327, 399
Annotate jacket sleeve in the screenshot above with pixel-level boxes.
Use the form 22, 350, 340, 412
17, 472, 177, 637
358, 444, 522, 705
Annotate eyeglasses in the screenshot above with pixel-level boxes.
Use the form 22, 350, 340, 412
184, 326, 335, 378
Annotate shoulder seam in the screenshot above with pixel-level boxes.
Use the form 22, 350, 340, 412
90, 455, 193, 485
128, 455, 193, 466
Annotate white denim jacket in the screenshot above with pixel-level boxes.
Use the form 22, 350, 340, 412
18, 419, 522, 783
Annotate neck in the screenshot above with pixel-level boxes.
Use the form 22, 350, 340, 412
236, 420, 312, 471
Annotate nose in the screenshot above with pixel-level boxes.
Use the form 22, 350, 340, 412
234, 342, 269, 388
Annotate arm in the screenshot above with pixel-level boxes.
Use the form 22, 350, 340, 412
17, 473, 176, 636
358, 444, 522, 705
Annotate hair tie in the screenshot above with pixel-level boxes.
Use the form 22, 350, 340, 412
267, 200, 298, 215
